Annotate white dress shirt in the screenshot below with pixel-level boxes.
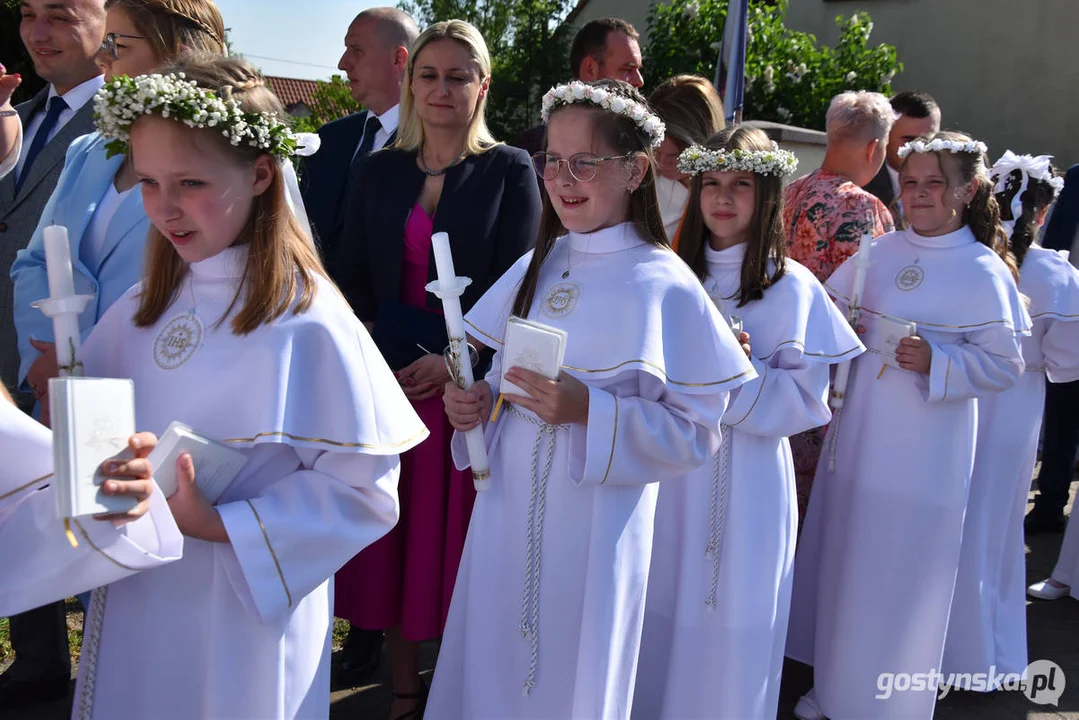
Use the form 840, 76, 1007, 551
352, 103, 400, 161
15, 75, 105, 179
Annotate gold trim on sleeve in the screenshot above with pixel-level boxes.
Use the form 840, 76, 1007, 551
225, 427, 428, 449
71, 519, 140, 572
941, 355, 952, 402
245, 499, 293, 609
757, 339, 864, 361
0, 473, 52, 503
562, 359, 754, 388
728, 365, 768, 427
599, 395, 618, 485
465, 318, 503, 346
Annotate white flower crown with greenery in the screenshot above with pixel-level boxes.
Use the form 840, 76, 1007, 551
540, 81, 665, 148
897, 137, 988, 159
93, 72, 303, 160
677, 142, 799, 177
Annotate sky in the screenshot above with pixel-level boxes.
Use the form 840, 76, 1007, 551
213, 0, 380, 81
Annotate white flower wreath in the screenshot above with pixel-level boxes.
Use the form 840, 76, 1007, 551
540, 81, 665, 148
677, 142, 799, 177
93, 72, 302, 160
897, 137, 988, 159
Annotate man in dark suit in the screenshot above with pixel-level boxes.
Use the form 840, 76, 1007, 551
301, 7, 419, 269
0, 0, 108, 708
514, 17, 645, 156
863, 91, 941, 226
1026, 163, 1079, 534
300, 6, 419, 687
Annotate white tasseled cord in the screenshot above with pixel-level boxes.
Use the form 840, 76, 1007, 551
508, 404, 566, 696
705, 428, 732, 608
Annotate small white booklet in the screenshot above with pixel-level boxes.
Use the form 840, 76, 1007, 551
499, 316, 568, 399
147, 421, 249, 504
879, 315, 917, 369
50, 376, 138, 518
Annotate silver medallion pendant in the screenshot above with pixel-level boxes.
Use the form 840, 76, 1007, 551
541, 282, 580, 318
153, 312, 204, 370
894, 263, 925, 292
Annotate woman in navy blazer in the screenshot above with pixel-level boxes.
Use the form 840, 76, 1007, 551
332, 20, 540, 719
10, 0, 227, 424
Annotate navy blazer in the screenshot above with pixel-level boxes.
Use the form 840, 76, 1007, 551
300, 110, 379, 261
336, 143, 541, 325
1043, 164, 1079, 253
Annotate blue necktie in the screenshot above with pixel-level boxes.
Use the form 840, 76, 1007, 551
15, 96, 69, 194
345, 115, 382, 197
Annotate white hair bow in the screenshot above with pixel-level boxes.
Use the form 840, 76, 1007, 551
991, 151, 1062, 240
293, 132, 322, 158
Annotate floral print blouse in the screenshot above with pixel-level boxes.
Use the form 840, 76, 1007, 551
784, 168, 895, 281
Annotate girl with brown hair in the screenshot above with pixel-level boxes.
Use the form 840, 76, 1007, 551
431, 79, 754, 719
787, 132, 1029, 720
634, 126, 861, 719
71, 54, 426, 719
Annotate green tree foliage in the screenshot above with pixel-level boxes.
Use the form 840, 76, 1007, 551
644, 0, 901, 130
398, 0, 574, 141
290, 75, 361, 133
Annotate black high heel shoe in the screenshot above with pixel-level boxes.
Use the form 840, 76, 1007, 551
390, 681, 428, 720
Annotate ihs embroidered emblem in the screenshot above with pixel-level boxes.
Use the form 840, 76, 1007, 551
153, 313, 204, 370
894, 264, 925, 291
542, 283, 580, 318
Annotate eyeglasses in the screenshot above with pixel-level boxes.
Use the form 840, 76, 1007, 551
100, 32, 145, 61
531, 152, 630, 183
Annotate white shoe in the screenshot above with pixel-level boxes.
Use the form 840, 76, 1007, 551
1028, 579, 1070, 600
794, 689, 826, 720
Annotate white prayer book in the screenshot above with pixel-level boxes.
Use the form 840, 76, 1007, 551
879, 315, 917, 369
499, 316, 568, 399
148, 422, 249, 505
49, 377, 138, 518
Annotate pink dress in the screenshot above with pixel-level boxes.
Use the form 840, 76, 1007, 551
334, 203, 477, 640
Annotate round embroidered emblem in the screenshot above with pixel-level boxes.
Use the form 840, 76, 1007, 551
542, 283, 580, 318
894, 264, 925, 292
153, 313, 204, 370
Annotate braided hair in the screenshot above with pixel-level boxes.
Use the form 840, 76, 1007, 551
992, 166, 1060, 267
105, 0, 226, 59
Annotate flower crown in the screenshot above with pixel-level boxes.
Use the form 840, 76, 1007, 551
94, 72, 302, 161
897, 137, 988, 159
677, 142, 799, 177
540, 81, 665, 148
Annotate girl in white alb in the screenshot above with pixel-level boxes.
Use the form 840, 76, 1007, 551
70, 57, 426, 720
944, 153, 1079, 677
430, 80, 755, 720
786, 132, 1029, 720
633, 127, 863, 720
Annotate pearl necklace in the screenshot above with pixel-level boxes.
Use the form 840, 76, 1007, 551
419, 143, 468, 176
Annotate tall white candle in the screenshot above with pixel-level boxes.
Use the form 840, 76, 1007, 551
44, 225, 75, 300
428, 232, 492, 491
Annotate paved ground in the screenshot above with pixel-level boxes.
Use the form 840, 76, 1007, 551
4, 479, 1078, 720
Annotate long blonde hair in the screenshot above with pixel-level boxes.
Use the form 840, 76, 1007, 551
394, 19, 498, 155
133, 54, 327, 335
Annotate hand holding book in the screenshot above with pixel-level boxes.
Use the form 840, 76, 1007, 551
166, 453, 229, 543
93, 431, 161, 527
502, 369, 590, 426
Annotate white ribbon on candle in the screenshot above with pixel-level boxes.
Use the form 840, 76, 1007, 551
34, 225, 93, 377
427, 232, 492, 491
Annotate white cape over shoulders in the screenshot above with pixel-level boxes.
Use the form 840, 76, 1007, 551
72, 247, 425, 720
787, 227, 1028, 720
634, 246, 863, 720
430, 223, 755, 720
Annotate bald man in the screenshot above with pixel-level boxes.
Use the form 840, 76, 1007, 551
301, 7, 420, 269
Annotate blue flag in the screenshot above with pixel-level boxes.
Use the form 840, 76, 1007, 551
715, 0, 748, 124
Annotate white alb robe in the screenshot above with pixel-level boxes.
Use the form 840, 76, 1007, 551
427, 223, 756, 720
944, 244, 1079, 678
633, 245, 864, 720
786, 226, 1029, 720
73, 246, 427, 720
0, 399, 183, 617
